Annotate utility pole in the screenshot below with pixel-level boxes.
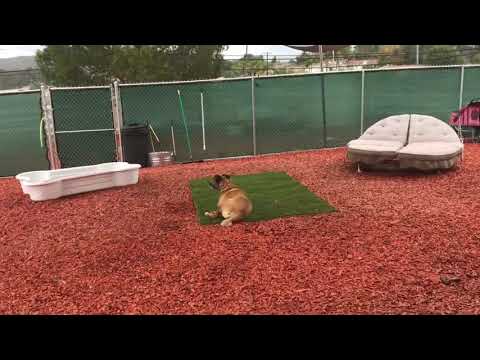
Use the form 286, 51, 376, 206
318, 45, 324, 72
416, 45, 420, 65
266, 52, 269, 75
243, 45, 248, 76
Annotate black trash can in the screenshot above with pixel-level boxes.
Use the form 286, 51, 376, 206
121, 123, 150, 167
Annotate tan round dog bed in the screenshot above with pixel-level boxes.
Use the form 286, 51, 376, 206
347, 114, 463, 171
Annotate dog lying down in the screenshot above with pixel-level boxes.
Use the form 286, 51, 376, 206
205, 174, 253, 226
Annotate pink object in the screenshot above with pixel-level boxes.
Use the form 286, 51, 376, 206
449, 101, 480, 127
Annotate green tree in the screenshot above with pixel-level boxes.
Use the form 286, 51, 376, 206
36, 45, 227, 86
397, 45, 417, 64
456, 45, 480, 63
376, 45, 409, 65
423, 45, 462, 65
336, 46, 354, 57
295, 52, 316, 67
222, 54, 267, 77
352, 45, 381, 57
471, 51, 480, 64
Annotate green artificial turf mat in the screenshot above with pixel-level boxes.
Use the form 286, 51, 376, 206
189, 172, 336, 225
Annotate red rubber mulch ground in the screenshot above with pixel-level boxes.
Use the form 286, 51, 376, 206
1, 145, 480, 314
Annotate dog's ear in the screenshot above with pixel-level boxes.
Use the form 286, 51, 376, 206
208, 181, 219, 191
213, 174, 223, 183
222, 174, 231, 179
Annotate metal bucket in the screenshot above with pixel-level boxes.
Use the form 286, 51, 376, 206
148, 151, 174, 167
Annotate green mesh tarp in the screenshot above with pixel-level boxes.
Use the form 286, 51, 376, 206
51, 87, 117, 167
120, 85, 177, 157
3, 66, 477, 174
462, 67, 480, 106
254, 75, 325, 154
197, 80, 252, 159
120, 79, 252, 162
324, 72, 362, 147
0, 92, 49, 177
121, 68, 467, 158
364, 68, 461, 129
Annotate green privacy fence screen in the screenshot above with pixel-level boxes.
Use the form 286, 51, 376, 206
462, 67, 480, 106
364, 67, 462, 129
255, 74, 325, 154
50, 87, 117, 168
324, 72, 363, 147
0, 91, 49, 176
120, 79, 253, 163
1, 65, 480, 176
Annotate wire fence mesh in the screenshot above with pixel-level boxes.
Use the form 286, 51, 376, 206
54, 131, 117, 168
1, 65, 480, 176
50, 87, 117, 168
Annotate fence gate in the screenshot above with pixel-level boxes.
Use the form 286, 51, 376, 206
48, 86, 122, 168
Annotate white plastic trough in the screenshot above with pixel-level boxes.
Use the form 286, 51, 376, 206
16, 162, 141, 201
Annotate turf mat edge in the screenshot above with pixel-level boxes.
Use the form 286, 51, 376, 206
189, 172, 336, 225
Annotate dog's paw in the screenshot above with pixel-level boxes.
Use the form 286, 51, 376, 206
220, 219, 232, 227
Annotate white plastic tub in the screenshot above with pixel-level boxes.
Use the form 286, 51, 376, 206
16, 162, 141, 201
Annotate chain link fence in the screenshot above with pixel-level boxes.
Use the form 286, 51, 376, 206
120, 79, 253, 162
1, 65, 480, 176
50, 87, 117, 168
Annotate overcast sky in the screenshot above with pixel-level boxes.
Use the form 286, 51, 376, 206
0, 45, 302, 58
223, 45, 301, 56
0, 45, 44, 58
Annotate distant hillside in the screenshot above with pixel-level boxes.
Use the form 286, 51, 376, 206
0, 56, 41, 91
0, 56, 38, 71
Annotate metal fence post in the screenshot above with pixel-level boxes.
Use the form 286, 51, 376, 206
251, 76, 257, 155
320, 74, 327, 147
360, 70, 365, 135
458, 66, 465, 139
40, 84, 61, 169
111, 80, 125, 162
458, 66, 465, 110
200, 92, 206, 151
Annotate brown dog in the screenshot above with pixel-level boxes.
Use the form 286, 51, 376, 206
205, 174, 253, 226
